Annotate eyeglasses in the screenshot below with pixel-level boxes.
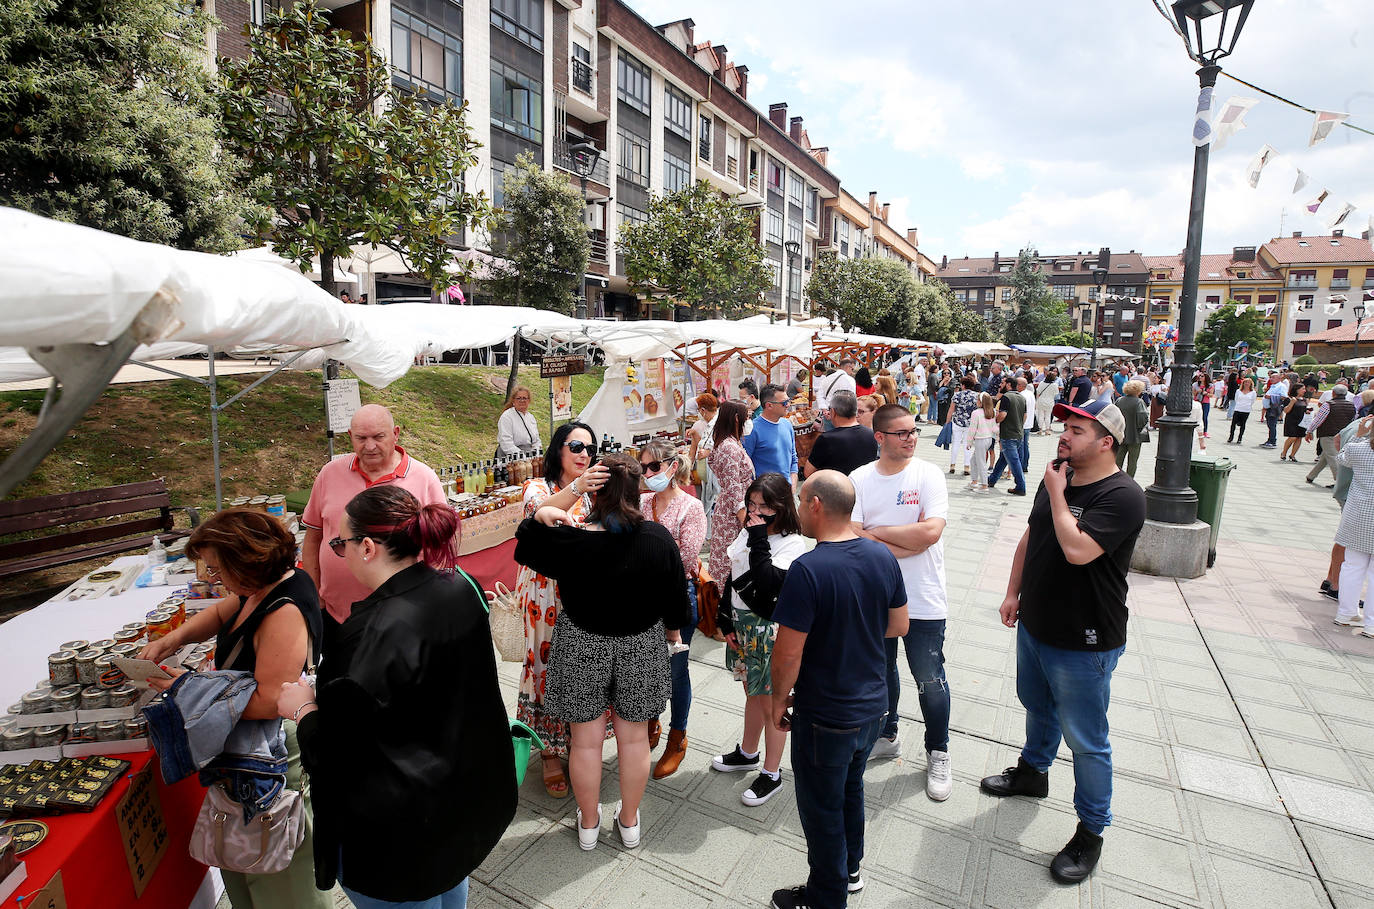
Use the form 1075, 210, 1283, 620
876, 428, 920, 441
640, 460, 664, 474
563, 440, 597, 454
328, 535, 367, 556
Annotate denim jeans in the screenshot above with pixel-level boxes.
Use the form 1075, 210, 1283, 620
669, 581, 697, 731
1200, 401, 1210, 434
1265, 403, 1281, 444
987, 438, 1026, 493
1016, 624, 1122, 835
881, 619, 950, 752
343, 877, 468, 909
790, 712, 885, 909
928, 394, 939, 421
1020, 428, 1031, 470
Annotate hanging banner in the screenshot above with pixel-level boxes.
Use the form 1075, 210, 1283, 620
1211, 96, 1259, 151
1245, 144, 1279, 188
669, 358, 690, 418
622, 363, 644, 424
1192, 85, 1215, 146
551, 375, 573, 421
642, 359, 667, 420
1304, 189, 1330, 215
1326, 202, 1358, 231
1293, 169, 1310, 194
1309, 110, 1349, 146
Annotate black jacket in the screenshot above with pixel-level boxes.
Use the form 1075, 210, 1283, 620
297, 563, 516, 901
717, 524, 791, 634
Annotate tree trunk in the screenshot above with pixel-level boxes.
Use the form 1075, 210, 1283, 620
504, 330, 521, 403
319, 250, 337, 299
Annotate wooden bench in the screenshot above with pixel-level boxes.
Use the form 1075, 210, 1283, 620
0, 479, 197, 581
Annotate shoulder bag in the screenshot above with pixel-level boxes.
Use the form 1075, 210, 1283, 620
189, 781, 304, 874
485, 581, 526, 662
695, 561, 724, 640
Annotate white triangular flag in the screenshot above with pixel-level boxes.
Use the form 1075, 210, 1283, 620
1245, 144, 1279, 188
1293, 169, 1310, 194
1212, 97, 1259, 151
1305, 189, 1330, 215
1192, 85, 1215, 147
1235, 303, 1248, 314
1324, 301, 1342, 315
1326, 202, 1357, 231
1309, 110, 1349, 146
1264, 302, 1277, 316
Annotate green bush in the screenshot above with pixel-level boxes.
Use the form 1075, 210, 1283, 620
1293, 354, 1318, 366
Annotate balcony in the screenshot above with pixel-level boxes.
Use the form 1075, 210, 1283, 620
698, 133, 711, 164
1331, 278, 1351, 289
1287, 277, 1318, 289
726, 155, 738, 181
553, 141, 609, 188
588, 229, 608, 264
571, 58, 592, 94
1150, 302, 1172, 314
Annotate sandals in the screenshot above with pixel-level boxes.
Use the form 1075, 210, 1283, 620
543, 756, 570, 799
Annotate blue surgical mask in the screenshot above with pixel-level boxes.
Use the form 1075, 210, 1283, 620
645, 472, 672, 493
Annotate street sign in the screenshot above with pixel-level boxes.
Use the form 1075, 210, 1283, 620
540, 355, 586, 378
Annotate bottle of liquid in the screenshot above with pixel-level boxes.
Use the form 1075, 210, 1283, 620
146, 535, 167, 567
455, 466, 465, 495
485, 460, 495, 490
471, 462, 483, 494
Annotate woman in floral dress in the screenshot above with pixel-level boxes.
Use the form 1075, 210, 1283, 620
707, 401, 754, 596
516, 420, 608, 798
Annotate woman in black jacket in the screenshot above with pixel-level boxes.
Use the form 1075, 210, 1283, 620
276, 486, 515, 908
709, 473, 810, 808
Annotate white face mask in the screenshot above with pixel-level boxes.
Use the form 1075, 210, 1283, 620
645, 471, 672, 493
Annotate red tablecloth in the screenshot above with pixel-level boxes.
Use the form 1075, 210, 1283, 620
3, 750, 208, 909
456, 538, 518, 592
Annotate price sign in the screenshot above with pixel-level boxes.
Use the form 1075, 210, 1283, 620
540, 356, 585, 378
115, 767, 167, 898
28, 871, 66, 909
323, 378, 362, 436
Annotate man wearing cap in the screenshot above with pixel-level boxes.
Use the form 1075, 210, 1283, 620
1306, 384, 1357, 486
980, 397, 1146, 885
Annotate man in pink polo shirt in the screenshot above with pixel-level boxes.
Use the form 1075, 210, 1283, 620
301, 404, 446, 622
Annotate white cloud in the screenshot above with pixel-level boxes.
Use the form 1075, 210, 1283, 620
960, 153, 1005, 181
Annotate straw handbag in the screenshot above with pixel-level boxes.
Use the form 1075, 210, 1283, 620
486, 582, 526, 662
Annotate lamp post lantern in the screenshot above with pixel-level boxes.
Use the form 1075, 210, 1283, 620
1145, 0, 1254, 527
784, 239, 802, 325
1092, 266, 1107, 369
567, 141, 601, 320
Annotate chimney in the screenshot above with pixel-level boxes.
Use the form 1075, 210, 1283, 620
1233, 245, 1256, 262
880, 203, 890, 222
768, 102, 787, 130
941, 255, 948, 269
993, 251, 1000, 267
1364, 229, 1371, 241
868, 192, 878, 214
789, 116, 803, 142
810, 146, 828, 166
1099, 246, 1111, 267
735, 64, 748, 99
1333, 229, 1344, 237
712, 45, 729, 79
1292, 231, 1302, 238
907, 229, 919, 246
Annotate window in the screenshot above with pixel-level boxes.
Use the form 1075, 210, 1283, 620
805, 188, 818, 225
1366, 269, 1374, 286
1299, 294, 1314, 309
491, 0, 541, 51
491, 159, 509, 209
1328, 319, 1343, 330
998, 263, 1012, 273
697, 114, 711, 162
787, 173, 803, 207
765, 210, 783, 245
615, 202, 647, 238
571, 44, 592, 94
490, 62, 542, 141
1332, 268, 1350, 287
392, 8, 462, 102
617, 51, 651, 114
664, 85, 691, 140
1205, 295, 1220, 304
1056, 261, 1073, 271
1292, 342, 1309, 356
1052, 284, 1075, 301
616, 126, 649, 187
663, 148, 690, 193
836, 218, 849, 243
787, 264, 802, 300
787, 219, 802, 248
1102, 311, 1116, 327
766, 157, 783, 190
954, 290, 969, 303
767, 258, 782, 289
1121, 310, 1136, 321
1295, 319, 1311, 332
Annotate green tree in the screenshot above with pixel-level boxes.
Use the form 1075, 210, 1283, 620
218, 1, 489, 293
948, 301, 992, 343
805, 250, 843, 325
1042, 331, 1095, 348
908, 280, 955, 342
619, 181, 772, 318
1001, 250, 1070, 344
0, 0, 260, 250
1196, 302, 1272, 362
484, 152, 589, 315
833, 257, 904, 335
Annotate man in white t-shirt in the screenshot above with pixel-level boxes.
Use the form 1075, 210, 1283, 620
849, 403, 953, 801
1019, 377, 1036, 469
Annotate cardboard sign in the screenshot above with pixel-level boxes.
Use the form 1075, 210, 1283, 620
323, 378, 361, 435
115, 767, 167, 897
551, 375, 573, 421
27, 870, 65, 909
540, 355, 585, 378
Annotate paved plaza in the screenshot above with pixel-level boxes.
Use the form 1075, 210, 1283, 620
294, 416, 1374, 909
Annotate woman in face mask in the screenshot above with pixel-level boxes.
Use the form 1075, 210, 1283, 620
709, 473, 809, 809
637, 440, 707, 779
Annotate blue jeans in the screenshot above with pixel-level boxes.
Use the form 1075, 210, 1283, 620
987, 438, 1026, 493
1016, 624, 1122, 835
1020, 428, 1031, 471
341, 851, 468, 909
1265, 403, 1280, 444
927, 394, 939, 421
881, 619, 950, 752
790, 712, 885, 909
669, 581, 697, 731
1200, 401, 1210, 434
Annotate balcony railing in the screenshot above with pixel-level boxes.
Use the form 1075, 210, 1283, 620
1365, 277, 1374, 288
748, 171, 760, 193
1150, 302, 1172, 314
588, 230, 608, 263
1287, 277, 1318, 289
552, 142, 609, 185
571, 58, 592, 94
698, 133, 711, 163
726, 155, 738, 181
1331, 278, 1351, 289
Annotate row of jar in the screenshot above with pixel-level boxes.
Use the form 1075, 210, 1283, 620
0, 716, 147, 751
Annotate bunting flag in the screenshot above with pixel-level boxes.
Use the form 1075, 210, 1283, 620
1193, 85, 1215, 146
1212, 97, 1260, 151
1365, 290, 1374, 303
1245, 144, 1279, 188
1264, 302, 1277, 316
1235, 303, 1248, 314
1305, 189, 1330, 215
1293, 169, 1310, 194
1309, 110, 1350, 146
1326, 202, 1357, 231
1324, 301, 1343, 315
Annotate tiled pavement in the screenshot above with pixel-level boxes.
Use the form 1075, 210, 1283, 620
297, 416, 1374, 909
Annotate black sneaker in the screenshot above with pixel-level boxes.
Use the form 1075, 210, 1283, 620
741, 771, 784, 806
1321, 579, 1332, 593
1050, 822, 1103, 884
1322, 588, 1339, 602
848, 870, 865, 893
980, 758, 1049, 798
712, 745, 761, 773
771, 885, 812, 909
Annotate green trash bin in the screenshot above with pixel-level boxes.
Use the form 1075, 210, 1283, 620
1189, 455, 1235, 568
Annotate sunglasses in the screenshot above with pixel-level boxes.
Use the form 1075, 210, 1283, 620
563, 440, 597, 455
328, 535, 366, 556
640, 460, 667, 474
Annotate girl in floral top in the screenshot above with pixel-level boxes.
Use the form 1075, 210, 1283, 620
515, 421, 608, 798
946, 375, 980, 476
707, 401, 755, 596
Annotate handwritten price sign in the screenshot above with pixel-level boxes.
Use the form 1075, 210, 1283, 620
114, 768, 167, 898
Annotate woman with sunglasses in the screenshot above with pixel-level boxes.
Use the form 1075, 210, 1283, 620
514, 454, 691, 850
707, 401, 755, 600
139, 508, 328, 909
277, 487, 515, 909
710, 473, 808, 807
638, 439, 707, 779
514, 420, 610, 799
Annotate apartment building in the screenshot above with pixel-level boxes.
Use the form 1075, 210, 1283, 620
1143, 248, 1281, 358
1258, 231, 1374, 361
935, 248, 1148, 350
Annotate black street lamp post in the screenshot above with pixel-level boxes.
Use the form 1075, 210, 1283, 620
567, 141, 601, 320
1355, 304, 1367, 361
784, 240, 802, 325
1092, 266, 1107, 369
1146, 0, 1254, 526
1080, 303, 1092, 356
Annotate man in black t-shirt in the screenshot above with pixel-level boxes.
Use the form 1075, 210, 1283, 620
804, 390, 879, 478
987, 377, 1027, 495
979, 397, 1145, 886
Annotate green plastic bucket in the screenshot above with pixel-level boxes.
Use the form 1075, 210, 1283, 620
510, 719, 544, 785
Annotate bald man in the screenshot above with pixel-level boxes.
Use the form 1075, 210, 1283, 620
302, 404, 446, 623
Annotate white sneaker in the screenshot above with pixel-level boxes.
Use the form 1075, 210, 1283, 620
1334, 614, 1363, 626
576, 806, 600, 851
613, 802, 641, 849
926, 750, 953, 801
847, 870, 865, 893
868, 734, 901, 761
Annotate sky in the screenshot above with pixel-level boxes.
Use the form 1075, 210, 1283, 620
628, 0, 1374, 262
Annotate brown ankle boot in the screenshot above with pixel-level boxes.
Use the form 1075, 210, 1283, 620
653, 729, 687, 779
648, 718, 661, 750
